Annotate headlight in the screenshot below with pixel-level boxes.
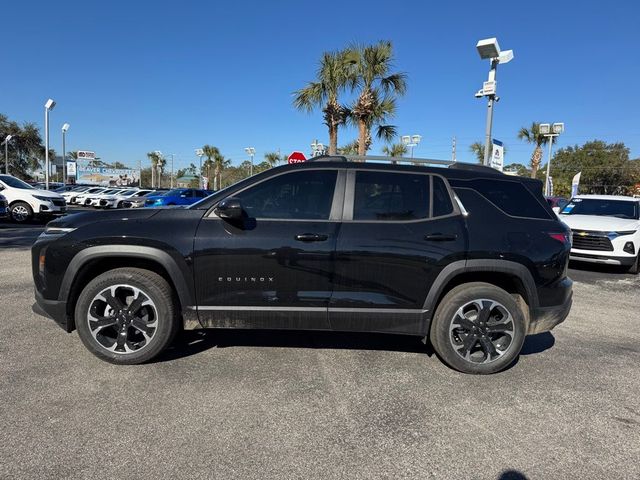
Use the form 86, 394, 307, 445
33, 195, 53, 202
43, 226, 76, 235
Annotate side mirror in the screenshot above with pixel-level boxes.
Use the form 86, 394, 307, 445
215, 197, 244, 219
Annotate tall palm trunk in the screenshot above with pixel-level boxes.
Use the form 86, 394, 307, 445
357, 120, 368, 156
530, 146, 543, 178
214, 165, 220, 190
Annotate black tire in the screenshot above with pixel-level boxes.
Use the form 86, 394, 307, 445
75, 268, 179, 364
430, 282, 526, 375
10, 201, 33, 223
628, 254, 639, 274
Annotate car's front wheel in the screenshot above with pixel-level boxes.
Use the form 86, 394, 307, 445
10, 201, 33, 223
75, 268, 179, 364
430, 282, 526, 374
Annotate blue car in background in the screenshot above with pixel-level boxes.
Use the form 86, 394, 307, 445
144, 188, 213, 207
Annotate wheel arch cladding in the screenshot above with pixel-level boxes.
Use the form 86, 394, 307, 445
60, 246, 193, 329
423, 259, 538, 328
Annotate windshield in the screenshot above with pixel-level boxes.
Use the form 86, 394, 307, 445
0, 175, 35, 189
560, 198, 639, 219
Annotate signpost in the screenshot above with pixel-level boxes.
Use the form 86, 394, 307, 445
287, 151, 307, 164
66, 161, 77, 178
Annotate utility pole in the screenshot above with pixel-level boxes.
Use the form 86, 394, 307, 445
540, 123, 565, 196
170, 153, 175, 188
452, 136, 457, 162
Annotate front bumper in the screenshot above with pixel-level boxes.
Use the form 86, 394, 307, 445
570, 252, 636, 267
33, 288, 72, 332
37, 202, 66, 216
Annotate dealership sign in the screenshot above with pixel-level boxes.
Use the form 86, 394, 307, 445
66, 161, 77, 176
76, 162, 138, 186
77, 150, 96, 160
491, 139, 504, 172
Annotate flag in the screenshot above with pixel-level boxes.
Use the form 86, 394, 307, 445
571, 172, 581, 197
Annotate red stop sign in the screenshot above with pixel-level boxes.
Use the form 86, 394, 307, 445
287, 151, 307, 164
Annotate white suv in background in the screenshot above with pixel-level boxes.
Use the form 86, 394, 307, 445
559, 195, 640, 273
0, 174, 66, 223
99, 189, 153, 208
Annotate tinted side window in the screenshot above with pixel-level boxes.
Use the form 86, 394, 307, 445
465, 179, 550, 219
236, 170, 337, 220
354, 171, 429, 221
432, 176, 454, 217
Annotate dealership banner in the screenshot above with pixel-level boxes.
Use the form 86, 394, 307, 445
76, 162, 138, 186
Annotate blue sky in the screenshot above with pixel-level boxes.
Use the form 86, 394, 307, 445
4, 0, 640, 171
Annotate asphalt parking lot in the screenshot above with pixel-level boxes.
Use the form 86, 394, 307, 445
1, 218, 639, 479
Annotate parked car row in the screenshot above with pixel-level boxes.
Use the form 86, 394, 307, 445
61, 185, 214, 209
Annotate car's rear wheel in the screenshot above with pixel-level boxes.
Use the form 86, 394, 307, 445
430, 282, 526, 374
10, 201, 33, 223
75, 268, 179, 364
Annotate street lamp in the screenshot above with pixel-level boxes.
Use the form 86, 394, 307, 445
475, 38, 514, 166
401, 134, 422, 158
244, 147, 256, 176
540, 122, 565, 196
2, 135, 14, 174
61, 123, 70, 185
310, 139, 325, 157
195, 148, 204, 189
44, 98, 56, 189
168, 153, 175, 188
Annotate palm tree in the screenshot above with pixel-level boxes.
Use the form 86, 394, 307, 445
469, 142, 485, 164
146, 151, 161, 188
517, 123, 549, 178
347, 41, 407, 156
382, 142, 407, 158
293, 49, 353, 155
202, 145, 229, 190
202, 158, 215, 185
264, 152, 282, 168
66, 151, 79, 160
338, 140, 359, 155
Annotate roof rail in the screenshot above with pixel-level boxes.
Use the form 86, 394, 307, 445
308, 154, 454, 166
447, 163, 504, 174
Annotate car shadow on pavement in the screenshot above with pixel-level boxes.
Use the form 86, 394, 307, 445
156, 329, 556, 364
156, 329, 435, 363
569, 260, 631, 276
498, 470, 529, 480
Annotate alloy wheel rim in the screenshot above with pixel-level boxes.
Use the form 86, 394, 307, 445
87, 284, 158, 355
12, 205, 29, 221
448, 299, 515, 364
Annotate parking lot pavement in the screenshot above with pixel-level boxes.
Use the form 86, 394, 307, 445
0, 227, 639, 480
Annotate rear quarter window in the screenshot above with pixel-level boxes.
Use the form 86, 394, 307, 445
450, 178, 551, 219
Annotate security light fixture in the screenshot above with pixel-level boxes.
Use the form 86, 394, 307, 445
476, 38, 501, 59
539, 123, 551, 134
411, 135, 422, 144
552, 123, 565, 134
195, 148, 204, 156
498, 50, 514, 64
45, 98, 56, 110
2, 134, 13, 145
62, 123, 70, 132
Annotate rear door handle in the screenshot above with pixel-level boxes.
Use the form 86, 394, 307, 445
295, 233, 329, 242
424, 233, 457, 241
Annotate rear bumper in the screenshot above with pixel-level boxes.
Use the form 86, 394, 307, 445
528, 287, 572, 335
33, 288, 72, 332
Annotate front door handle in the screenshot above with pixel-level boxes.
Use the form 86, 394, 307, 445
424, 233, 457, 241
295, 233, 329, 242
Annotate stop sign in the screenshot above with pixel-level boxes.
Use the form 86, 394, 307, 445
287, 151, 307, 164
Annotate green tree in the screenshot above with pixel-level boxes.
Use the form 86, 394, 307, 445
469, 142, 485, 164
517, 123, 550, 178
146, 151, 162, 188
293, 50, 354, 155
503, 163, 529, 177
550, 141, 639, 196
382, 142, 407, 158
0, 114, 46, 178
338, 140, 359, 155
66, 151, 79, 160
347, 41, 407, 155
202, 145, 229, 190
264, 151, 283, 168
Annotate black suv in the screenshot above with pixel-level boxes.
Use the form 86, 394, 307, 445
32, 158, 572, 374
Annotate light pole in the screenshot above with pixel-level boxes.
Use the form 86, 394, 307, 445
44, 99, 56, 189
475, 38, 514, 166
2, 135, 13, 174
168, 153, 175, 188
540, 123, 565, 196
244, 147, 255, 176
310, 139, 325, 157
195, 148, 204, 189
61, 123, 70, 185
401, 134, 422, 158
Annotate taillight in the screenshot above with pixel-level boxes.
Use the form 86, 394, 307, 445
548, 232, 571, 246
